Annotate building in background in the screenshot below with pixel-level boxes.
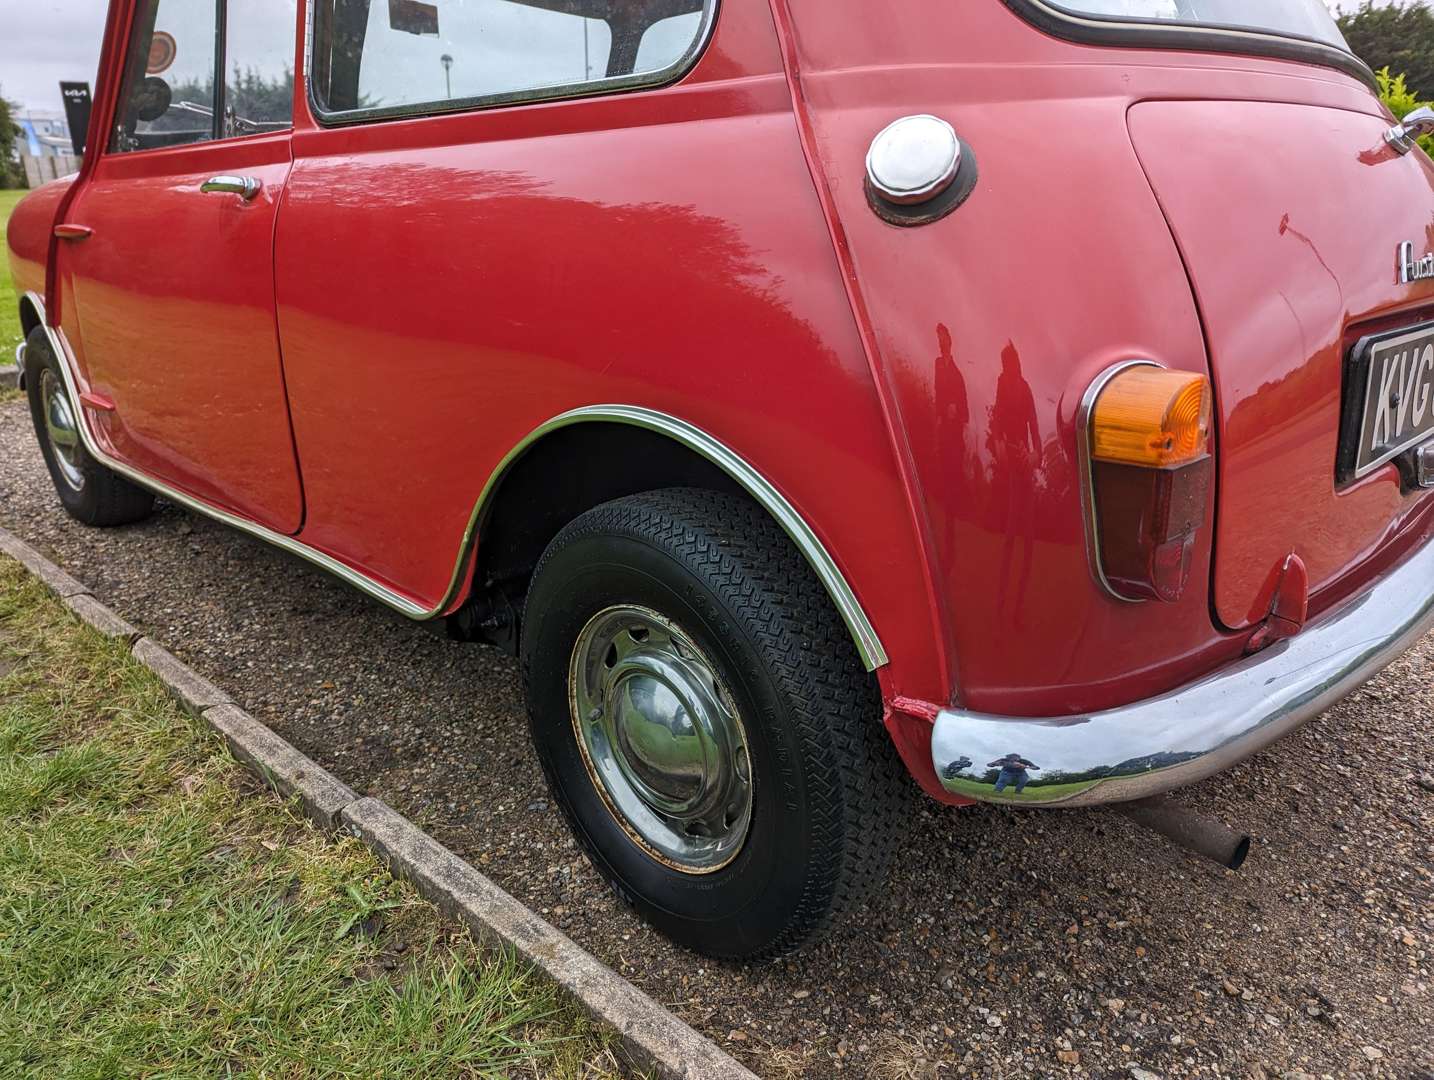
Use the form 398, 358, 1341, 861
15, 109, 73, 158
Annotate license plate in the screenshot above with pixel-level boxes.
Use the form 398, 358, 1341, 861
1339, 323, 1434, 482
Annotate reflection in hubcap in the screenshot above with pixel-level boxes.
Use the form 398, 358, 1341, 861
569, 605, 753, 874
40, 369, 84, 492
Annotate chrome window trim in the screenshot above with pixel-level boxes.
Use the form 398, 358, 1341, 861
1001, 0, 1375, 90
305, 0, 719, 127
25, 290, 887, 670
1076, 358, 1158, 605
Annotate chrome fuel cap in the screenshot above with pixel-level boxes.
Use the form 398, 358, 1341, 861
866, 114, 961, 205
864, 114, 977, 227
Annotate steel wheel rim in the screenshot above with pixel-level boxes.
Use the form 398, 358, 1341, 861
569, 605, 753, 874
40, 368, 84, 492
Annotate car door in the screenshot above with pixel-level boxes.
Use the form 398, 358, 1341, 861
55, 0, 305, 534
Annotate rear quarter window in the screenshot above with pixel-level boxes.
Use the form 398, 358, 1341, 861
1004, 0, 1368, 86
310, 0, 715, 124
1040, 0, 1345, 47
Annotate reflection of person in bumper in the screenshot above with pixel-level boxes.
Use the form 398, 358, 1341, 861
943, 756, 973, 780
989, 753, 1040, 794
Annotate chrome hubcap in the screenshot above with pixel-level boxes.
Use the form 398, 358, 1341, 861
569, 605, 753, 874
40, 369, 84, 492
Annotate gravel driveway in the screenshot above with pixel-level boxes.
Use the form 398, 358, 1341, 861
2, 395, 1430, 1079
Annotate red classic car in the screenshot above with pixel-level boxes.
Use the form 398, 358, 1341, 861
8, 0, 1434, 960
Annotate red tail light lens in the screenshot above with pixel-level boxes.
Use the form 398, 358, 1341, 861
1083, 365, 1213, 603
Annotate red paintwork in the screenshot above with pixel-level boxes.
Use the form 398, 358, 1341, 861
1129, 99, 1434, 628
8, 0, 1433, 803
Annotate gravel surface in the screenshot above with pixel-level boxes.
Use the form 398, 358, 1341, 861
2, 395, 1431, 1079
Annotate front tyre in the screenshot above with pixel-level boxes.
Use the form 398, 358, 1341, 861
521, 488, 909, 959
23, 327, 154, 527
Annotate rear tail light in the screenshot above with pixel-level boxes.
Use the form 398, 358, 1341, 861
1081, 364, 1213, 603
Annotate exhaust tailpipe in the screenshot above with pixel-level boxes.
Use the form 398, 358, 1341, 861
1113, 795, 1252, 871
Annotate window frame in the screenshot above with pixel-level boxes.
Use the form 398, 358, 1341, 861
109, 0, 224, 153
1000, 0, 1375, 89
108, 0, 298, 156
304, 0, 720, 127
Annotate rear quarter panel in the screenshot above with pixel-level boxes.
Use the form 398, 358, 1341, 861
274, 0, 947, 700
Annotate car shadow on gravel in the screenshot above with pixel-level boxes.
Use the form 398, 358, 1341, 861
1, 398, 1430, 1080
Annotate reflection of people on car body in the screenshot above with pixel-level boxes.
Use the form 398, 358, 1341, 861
989, 752, 1040, 794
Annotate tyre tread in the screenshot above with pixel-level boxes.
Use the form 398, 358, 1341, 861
525, 487, 910, 959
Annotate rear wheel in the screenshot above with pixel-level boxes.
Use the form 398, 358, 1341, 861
23, 327, 154, 527
520, 488, 909, 959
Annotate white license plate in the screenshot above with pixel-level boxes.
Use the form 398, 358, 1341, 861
1341, 323, 1434, 481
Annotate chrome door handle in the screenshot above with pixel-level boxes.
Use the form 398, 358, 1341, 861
200, 175, 262, 200
1385, 106, 1434, 154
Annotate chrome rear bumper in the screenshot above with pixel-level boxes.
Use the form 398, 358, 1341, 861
11, 341, 25, 390
932, 534, 1434, 808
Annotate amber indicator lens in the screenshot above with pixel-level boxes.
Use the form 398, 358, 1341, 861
1091, 368, 1212, 468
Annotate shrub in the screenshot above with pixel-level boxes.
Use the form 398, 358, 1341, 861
1376, 66, 1434, 157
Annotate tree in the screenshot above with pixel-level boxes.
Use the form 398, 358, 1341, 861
1375, 66, 1434, 153
0, 93, 21, 189
1339, 1, 1434, 97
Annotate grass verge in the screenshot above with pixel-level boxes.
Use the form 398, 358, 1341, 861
2, 188, 27, 362
0, 555, 621, 1079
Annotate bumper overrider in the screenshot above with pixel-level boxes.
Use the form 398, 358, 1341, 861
933, 533, 1434, 808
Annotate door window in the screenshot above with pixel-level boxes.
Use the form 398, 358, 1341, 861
110, 0, 296, 153
225, 0, 300, 136
310, 0, 714, 123
111, 0, 220, 151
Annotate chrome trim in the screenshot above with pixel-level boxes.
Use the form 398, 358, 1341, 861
1416, 440, 1434, 489
933, 532, 1434, 807
12, 340, 25, 390
865, 115, 961, 206
468, 405, 890, 671
23, 290, 888, 669
1076, 359, 1157, 604
1386, 106, 1434, 156
200, 175, 262, 201
307, 0, 720, 127
1397, 240, 1434, 285
568, 604, 753, 873
1001, 0, 1374, 89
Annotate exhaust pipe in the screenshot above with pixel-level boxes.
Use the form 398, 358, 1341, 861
1113, 795, 1252, 871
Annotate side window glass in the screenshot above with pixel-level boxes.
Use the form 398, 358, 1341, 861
635, 12, 703, 73
110, 0, 220, 153
312, 0, 710, 121
224, 0, 299, 135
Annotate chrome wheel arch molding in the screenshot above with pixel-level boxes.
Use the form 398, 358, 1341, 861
22, 291, 888, 671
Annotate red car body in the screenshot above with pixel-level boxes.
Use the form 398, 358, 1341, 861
9, 0, 1433, 811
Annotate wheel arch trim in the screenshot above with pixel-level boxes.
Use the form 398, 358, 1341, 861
23, 290, 888, 670
471, 406, 889, 670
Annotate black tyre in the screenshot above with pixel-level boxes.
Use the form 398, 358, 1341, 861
520, 488, 909, 959
23, 327, 155, 527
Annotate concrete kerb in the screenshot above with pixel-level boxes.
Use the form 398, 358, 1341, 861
341, 797, 757, 1080
0, 524, 758, 1080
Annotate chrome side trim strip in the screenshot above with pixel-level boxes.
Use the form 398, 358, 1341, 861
25, 292, 434, 618
465, 405, 889, 671
932, 533, 1434, 807
25, 291, 888, 669
1076, 359, 1155, 604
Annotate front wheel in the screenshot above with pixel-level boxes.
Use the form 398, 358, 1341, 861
520, 488, 909, 960
23, 327, 154, 527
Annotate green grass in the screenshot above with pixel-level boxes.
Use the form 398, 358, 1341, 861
0, 556, 621, 1079
2, 188, 27, 362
